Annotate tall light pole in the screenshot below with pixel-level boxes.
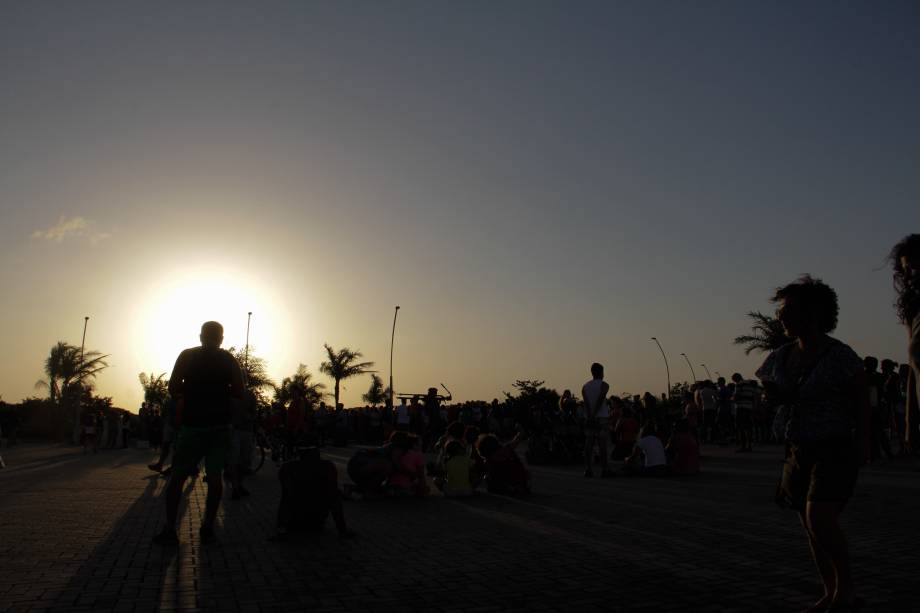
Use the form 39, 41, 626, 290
680, 353, 698, 382
700, 363, 713, 380
650, 337, 671, 399
75, 316, 89, 444
244, 311, 252, 371
389, 306, 400, 411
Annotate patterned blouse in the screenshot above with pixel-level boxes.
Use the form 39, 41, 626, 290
756, 339, 863, 444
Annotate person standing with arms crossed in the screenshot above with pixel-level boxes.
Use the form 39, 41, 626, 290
582, 362, 613, 478
154, 321, 244, 546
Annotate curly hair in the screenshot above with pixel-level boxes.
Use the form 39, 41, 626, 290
771, 275, 839, 334
889, 234, 920, 325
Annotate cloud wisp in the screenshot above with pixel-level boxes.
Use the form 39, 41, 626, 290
30, 216, 111, 244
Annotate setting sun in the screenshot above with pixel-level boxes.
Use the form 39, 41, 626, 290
131, 267, 289, 377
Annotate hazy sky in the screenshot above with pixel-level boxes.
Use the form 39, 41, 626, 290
2, 2, 918, 410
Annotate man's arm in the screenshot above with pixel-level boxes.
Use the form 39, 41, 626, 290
228, 354, 245, 399
168, 350, 189, 398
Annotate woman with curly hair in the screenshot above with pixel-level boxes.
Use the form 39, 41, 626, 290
755, 275, 870, 613
889, 234, 920, 453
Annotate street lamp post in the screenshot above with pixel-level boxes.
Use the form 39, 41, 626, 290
650, 337, 671, 399
700, 363, 713, 380
389, 306, 400, 411
680, 353, 698, 382
75, 316, 89, 444
244, 311, 252, 371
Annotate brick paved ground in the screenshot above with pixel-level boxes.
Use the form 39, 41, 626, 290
1, 441, 918, 612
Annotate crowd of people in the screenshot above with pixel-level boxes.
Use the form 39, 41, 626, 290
139, 234, 920, 613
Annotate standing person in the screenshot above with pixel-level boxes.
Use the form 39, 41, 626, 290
582, 362, 612, 478
756, 276, 870, 613
890, 234, 920, 455
153, 321, 245, 546
81, 409, 98, 454
891, 364, 909, 454
148, 395, 177, 475
395, 398, 410, 431
864, 357, 893, 462
731, 374, 757, 453
229, 385, 258, 499
697, 381, 719, 444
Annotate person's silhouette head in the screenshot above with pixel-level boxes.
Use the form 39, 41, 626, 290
590, 362, 604, 379
863, 356, 878, 373
772, 275, 838, 340
881, 359, 896, 375
890, 234, 920, 324
199, 321, 224, 348
731, 373, 743, 384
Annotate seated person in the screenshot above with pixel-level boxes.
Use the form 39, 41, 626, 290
476, 432, 531, 495
623, 425, 669, 477
611, 409, 639, 460
666, 419, 700, 476
439, 440, 477, 497
276, 446, 353, 539
388, 434, 429, 496
432, 421, 467, 476
346, 431, 408, 496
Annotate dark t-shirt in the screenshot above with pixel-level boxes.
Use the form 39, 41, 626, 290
173, 346, 241, 427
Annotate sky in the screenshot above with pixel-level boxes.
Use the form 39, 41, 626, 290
1, 1, 918, 410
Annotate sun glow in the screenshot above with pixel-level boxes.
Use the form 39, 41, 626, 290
132, 267, 289, 378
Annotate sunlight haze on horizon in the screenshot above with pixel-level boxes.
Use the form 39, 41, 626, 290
1, 2, 918, 410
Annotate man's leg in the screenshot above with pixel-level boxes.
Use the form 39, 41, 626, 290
583, 431, 595, 475
201, 427, 232, 537
203, 471, 223, 530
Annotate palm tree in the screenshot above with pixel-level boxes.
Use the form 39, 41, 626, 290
36, 341, 110, 403
138, 372, 169, 408
274, 364, 326, 407
319, 344, 375, 409
733, 311, 791, 355
36, 341, 109, 443
362, 374, 387, 407
228, 346, 275, 405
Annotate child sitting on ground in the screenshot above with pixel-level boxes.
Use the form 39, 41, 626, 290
476, 432, 531, 495
387, 434, 429, 496
439, 440, 477, 497
432, 421, 467, 476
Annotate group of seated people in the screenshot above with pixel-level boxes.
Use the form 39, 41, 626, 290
346, 424, 533, 499
620, 419, 700, 477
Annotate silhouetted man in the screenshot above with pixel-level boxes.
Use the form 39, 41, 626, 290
154, 321, 244, 546
582, 362, 612, 478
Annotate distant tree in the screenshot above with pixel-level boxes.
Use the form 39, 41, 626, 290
36, 341, 110, 443
138, 372, 169, 408
733, 311, 791, 355
274, 364, 326, 408
510, 380, 546, 397
227, 346, 275, 405
36, 341, 109, 405
319, 344, 375, 409
362, 374, 387, 406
